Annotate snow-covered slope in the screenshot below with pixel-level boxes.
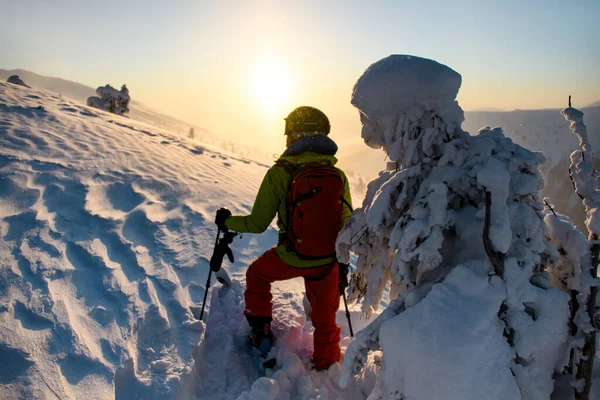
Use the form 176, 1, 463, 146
0, 80, 372, 399
0, 69, 210, 140
0, 69, 274, 165
0, 80, 269, 398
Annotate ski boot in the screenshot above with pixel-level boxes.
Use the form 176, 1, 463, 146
246, 316, 276, 368
249, 321, 273, 356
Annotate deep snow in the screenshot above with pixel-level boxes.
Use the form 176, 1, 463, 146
0, 81, 371, 399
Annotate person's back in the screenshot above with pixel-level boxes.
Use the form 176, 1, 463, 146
215, 106, 352, 370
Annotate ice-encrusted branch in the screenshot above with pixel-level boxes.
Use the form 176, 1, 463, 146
483, 191, 505, 278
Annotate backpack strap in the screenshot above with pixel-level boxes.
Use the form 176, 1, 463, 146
274, 160, 298, 247
274, 159, 299, 176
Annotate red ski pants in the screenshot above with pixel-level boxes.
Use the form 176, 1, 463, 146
244, 248, 341, 370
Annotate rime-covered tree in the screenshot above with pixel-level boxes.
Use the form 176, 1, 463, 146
546, 102, 599, 400
87, 84, 130, 115
337, 55, 573, 399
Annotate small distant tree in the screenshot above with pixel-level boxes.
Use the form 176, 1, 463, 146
189, 128, 195, 139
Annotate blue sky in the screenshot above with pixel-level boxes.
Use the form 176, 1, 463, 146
1, 0, 599, 150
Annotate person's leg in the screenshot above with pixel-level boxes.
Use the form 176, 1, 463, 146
245, 248, 306, 353
244, 247, 302, 320
304, 263, 341, 370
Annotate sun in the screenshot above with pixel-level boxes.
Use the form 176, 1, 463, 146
253, 57, 291, 113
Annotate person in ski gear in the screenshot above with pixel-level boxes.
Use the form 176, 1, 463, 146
215, 106, 352, 370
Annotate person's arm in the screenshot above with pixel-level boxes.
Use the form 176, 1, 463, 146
225, 168, 281, 233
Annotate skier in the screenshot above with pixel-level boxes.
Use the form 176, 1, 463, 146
215, 106, 352, 371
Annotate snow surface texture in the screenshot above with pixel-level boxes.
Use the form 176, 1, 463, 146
0, 82, 372, 399
7, 75, 30, 88
87, 84, 131, 116
337, 55, 574, 399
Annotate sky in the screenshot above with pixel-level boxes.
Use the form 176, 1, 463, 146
1, 0, 599, 153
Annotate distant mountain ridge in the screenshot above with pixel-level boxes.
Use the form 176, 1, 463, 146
462, 106, 600, 171
586, 100, 600, 108
0, 68, 96, 100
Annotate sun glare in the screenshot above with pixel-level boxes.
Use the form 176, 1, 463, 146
253, 57, 291, 114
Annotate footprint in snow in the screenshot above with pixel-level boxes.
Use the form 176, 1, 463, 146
58, 353, 113, 385
105, 182, 144, 212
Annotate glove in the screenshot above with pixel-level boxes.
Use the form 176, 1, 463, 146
215, 207, 232, 232
338, 263, 350, 295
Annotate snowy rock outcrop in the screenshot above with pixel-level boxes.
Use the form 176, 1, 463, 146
7, 75, 30, 88
87, 84, 130, 115
337, 55, 572, 399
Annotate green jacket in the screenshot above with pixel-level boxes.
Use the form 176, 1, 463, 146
225, 151, 352, 268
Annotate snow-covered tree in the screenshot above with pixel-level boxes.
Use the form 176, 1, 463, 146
548, 103, 599, 399
87, 84, 130, 115
337, 55, 573, 399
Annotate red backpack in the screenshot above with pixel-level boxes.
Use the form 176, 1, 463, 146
280, 162, 347, 260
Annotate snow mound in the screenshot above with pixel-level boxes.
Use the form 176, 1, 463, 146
7, 75, 30, 88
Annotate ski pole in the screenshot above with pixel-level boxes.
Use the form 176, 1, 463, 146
339, 262, 354, 338
199, 227, 221, 321
338, 200, 355, 337
342, 290, 354, 337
